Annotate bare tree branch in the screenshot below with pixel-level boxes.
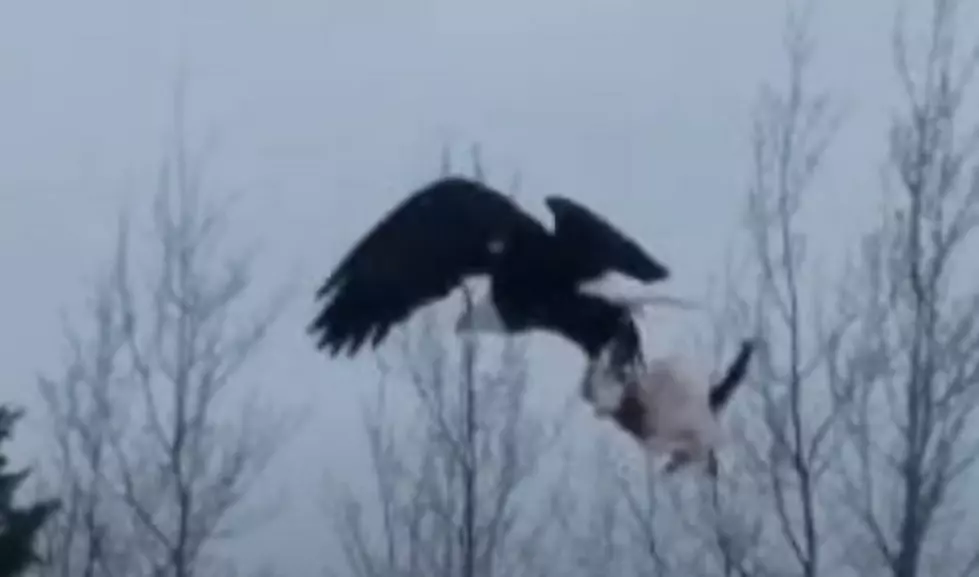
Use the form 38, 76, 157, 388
325, 149, 570, 577
831, 2, 979, 576
35, 83, 298, 577
668, 12, 854, 573
710, 3, 849, 576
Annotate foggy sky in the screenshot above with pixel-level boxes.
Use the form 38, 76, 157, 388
0, 0, 929, 573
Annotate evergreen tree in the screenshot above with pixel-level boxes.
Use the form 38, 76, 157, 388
0, 406, 58, 577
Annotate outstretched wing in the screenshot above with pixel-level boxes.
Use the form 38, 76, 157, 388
544, 196, 670, 284
310, 176, 545, 356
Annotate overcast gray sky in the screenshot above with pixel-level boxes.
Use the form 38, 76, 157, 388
0, 0, 933, 573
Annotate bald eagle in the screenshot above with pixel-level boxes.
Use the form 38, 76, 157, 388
308, 176, 687, 384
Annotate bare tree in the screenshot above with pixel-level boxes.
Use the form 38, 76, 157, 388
613, 449, 679, 577
574, 439, 632, 577
666, 331, 771, 577
35, 84, 294, 577
325, 148, 568, 577
830, 1, 979, 576
688, 255, 773, 577
570, 19, 843, 567
689, 2, 850, 576
548, 431, 674, 577
746, 4, 847, 576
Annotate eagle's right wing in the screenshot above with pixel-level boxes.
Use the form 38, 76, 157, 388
309, 176, 544, 356
544, 195, 670, 284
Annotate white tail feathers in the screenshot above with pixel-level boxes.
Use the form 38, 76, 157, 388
575, 270, 703, 316
619, 294, 705, 317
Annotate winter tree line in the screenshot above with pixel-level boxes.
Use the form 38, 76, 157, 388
3, 1, 978, 575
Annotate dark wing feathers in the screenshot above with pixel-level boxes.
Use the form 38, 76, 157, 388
544, 196, 669, 284
309, 177, 544, 356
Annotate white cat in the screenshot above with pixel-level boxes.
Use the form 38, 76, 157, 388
591, 340, 755, 477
